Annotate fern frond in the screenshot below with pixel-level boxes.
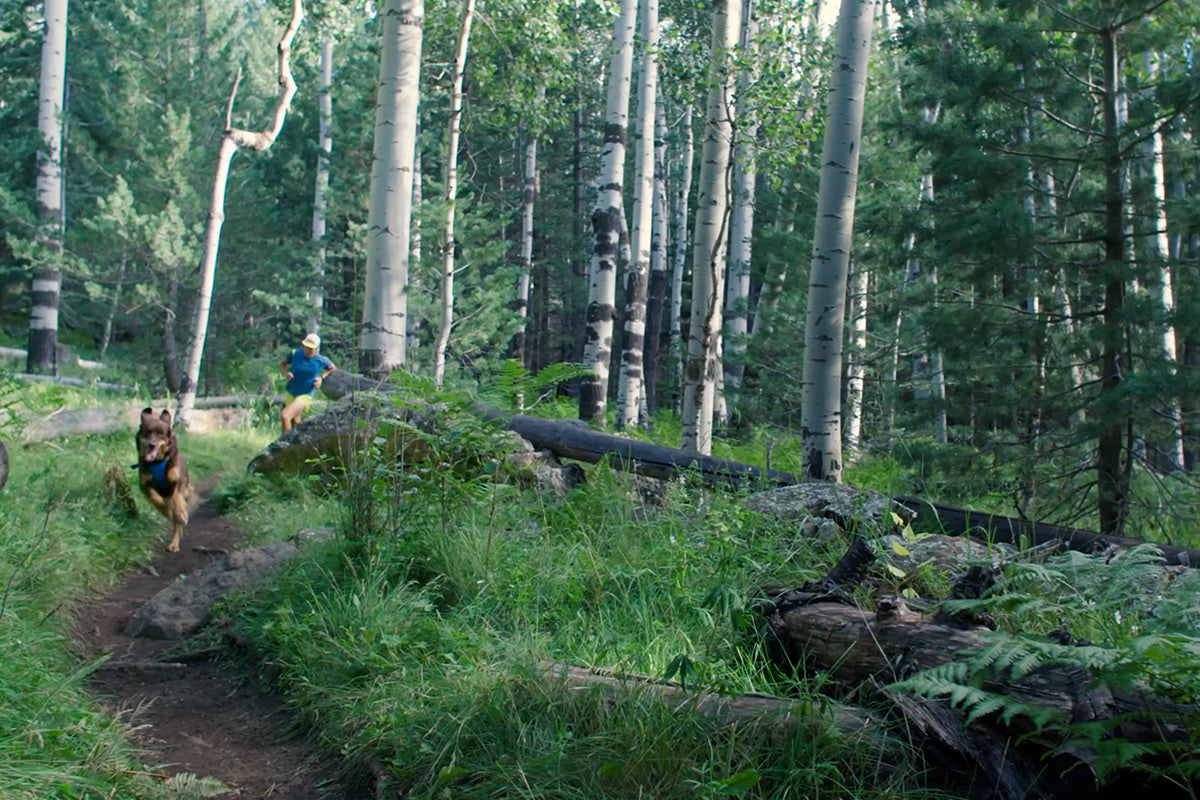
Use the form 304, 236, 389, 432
162, 772, 229, 798
962, 693, 1007, 724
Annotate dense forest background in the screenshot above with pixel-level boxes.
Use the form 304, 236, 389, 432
2, 0, 1199, 537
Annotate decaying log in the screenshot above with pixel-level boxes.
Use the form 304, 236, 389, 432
535, 660, 888, 745
760, 594, 1138, 730
758, 541, 1196, 799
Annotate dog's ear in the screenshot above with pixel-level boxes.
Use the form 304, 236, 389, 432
159, 409, 172, 427
141, 407, 155, 424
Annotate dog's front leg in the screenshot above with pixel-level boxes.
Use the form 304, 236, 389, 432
166, 492, 188, 552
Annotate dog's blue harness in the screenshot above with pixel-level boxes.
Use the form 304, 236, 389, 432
132, 460, 171, 494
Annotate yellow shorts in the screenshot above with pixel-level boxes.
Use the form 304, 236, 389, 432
284, 392, 314, 411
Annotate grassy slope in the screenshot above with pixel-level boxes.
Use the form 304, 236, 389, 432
10, 381, 1200, 799
210, 399, 938, 799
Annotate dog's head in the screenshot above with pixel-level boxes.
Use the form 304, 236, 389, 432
137, 407, 176, 464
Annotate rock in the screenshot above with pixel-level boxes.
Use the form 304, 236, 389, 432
125, 531, 329, 639
742, 482, 916, 535
249, 393, 590, 500
248, 393, 398, 477
878, 533, 1016, 575
506, 446, 587, 498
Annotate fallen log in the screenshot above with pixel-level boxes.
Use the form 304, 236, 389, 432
758, 541, 1195, 799
321, 370, 797, 489
897, 495, 1199, 568
9, 372, 132, 392
535, 659, 888, 745
321, 370, 1200, 567
1, 345, 106, 371
16, 405, 252, 442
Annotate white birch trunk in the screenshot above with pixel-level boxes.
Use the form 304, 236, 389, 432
432, 0, 474, 388
668, 104, 694, 414
752, 194, 792, 336
27, 0, 69, 376
1042, 167, 1088, 428
361, 0, 423, 379
681, 0, 741, 455
643, 94, 669, 417
580, 0, 638, 424
616, 0, 659, 430
722, 0, 759, 409
903, 107, 946, 442
408, 134, 423, 371
176, 0, 303, 426
512, 128, 539, 375
308, 38, 333, 334
799, 0, 876, 482
1144, 53, 1183, 471
844, 260, 868, 460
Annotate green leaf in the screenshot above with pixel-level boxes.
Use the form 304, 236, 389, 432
711, 769, 759, 795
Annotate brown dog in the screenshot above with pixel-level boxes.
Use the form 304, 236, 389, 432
135, 408, 195, 552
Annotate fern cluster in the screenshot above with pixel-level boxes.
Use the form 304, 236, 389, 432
892, 543, 1200, 782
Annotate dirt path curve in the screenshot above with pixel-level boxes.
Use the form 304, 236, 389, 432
74, 485, 366, 799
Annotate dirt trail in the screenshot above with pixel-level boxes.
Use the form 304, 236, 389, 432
74, 487, 366, 799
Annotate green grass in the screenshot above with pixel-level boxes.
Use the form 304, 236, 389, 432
0, 432, 184, 798
211, 422, 934, 799
0, 377, 276, 798
15, 375, 1200, 798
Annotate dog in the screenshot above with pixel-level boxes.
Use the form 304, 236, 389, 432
135, 408, 195, 552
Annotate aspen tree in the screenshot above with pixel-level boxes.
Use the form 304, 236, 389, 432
799, 0, 876, 481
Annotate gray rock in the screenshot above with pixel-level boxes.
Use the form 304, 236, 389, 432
248, 393, 402, 477
126, 533, 328, 640
878, 533, 1016, 574
506, 446, 587, 498
741, 482, 915, 535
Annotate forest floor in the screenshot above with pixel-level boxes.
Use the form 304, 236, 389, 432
72, 482, 368, 800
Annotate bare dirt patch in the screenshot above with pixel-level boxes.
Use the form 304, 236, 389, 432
74, 487, 366, 799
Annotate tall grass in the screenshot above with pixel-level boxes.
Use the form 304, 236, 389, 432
215, 395, 936, 799
0, 382, 269, 799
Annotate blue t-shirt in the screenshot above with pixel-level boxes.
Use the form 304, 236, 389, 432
285, 349, 334, 396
